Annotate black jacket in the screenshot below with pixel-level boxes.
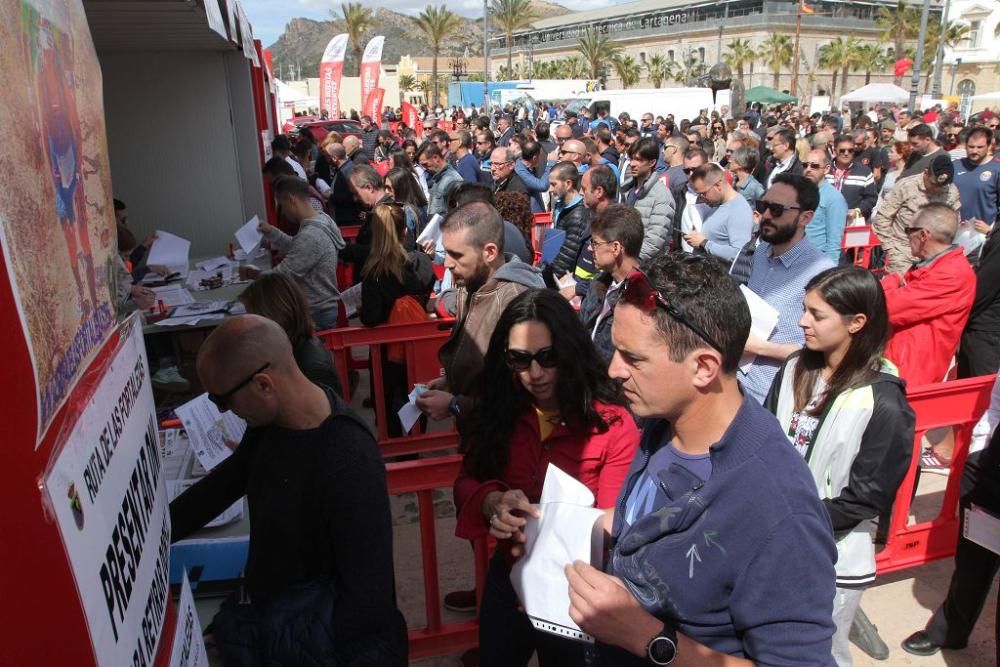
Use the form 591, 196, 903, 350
967, 230, 1000, 332
327, 164, 359, 227
170, 389, 408, 664
294, 336, 343, 394
579, 272, 621, 363
493, 172, 529, 196
360, 251, 435, 327
551, 196, 590, 275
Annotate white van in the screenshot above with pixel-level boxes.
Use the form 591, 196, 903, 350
565, 88, 724, 124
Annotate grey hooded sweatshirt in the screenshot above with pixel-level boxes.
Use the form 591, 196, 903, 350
262, 213, 346, 313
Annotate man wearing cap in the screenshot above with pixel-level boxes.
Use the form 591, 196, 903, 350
872, 154, 961, 274
879, 120, 897, 148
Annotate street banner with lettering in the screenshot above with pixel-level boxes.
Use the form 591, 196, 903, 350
319, 33, 349, 118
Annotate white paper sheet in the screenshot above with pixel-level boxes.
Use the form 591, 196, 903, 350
195, 256, 233, 272
171, 301, 231, 318
510, 464, 605, 643
174, 393, 247, 471
235, 215, 263, 255
397, 385, 428, 433
340, 283, 363, 318
153, 313, 226, 328
146, 230, 191, 267
964, 504, 1000, 555
739, 285, 780, 374
151, 285, 195, 306
416, 213, 444, 245
167, 479, 244, 527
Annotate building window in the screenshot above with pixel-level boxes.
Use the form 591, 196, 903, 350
968, 20, 981, 48
698, 47, 706, 63
668, 49, 675, 62
640, 52, 647, 65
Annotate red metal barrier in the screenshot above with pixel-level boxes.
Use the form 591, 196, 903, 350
841, 225, 881, 272
318, 318, 459, 456
532, 212, 552, 263
876, 374, 995, 574
386, 455, 492, 660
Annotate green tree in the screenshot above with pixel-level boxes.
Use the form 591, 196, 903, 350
489, 0, 539, 75
724, 38, 757, 91
577, 27, 622, 80
398, 74, 417, 105
497, 64, 520, 81
760, 34, 793, 89
411, 5, 462, 107
612, 55, 641, 89
560, 56, 588, 79
680, 47, 704, 85
854, 44, 887, 85
818, 37, 855, 105
646, 53, 671, 88
331, 2, 374, 76
877, 0, 922, 85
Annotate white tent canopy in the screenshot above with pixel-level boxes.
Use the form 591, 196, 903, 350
840, 83, 910, 103
972, 91, 1000, 101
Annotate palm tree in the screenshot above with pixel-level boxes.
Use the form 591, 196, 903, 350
489, 0, 539, 75
398, 74, 417, 105
331, 2, 374, 76
646, 53, 670, 88
818, 38, 853, 105
612, 55, 641, 89
877, 0, 922, 85
577, 27, 622, 80
497, 64, 520, 81
854, 44, 887, 85
560, 56, 588, 79
724, 38, 756, 91
417, 78, 432, 101
760, 34, 793, 89
411, 5, 462, 107
680, 47, 704, 85
922, 20, 971, 91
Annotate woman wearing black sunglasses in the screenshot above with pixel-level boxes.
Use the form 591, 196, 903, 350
455, 288, 639, 667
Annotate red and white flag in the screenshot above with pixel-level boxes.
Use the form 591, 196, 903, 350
319, 33, 349, 118
360, 36, 385, 113
366, 88, 385, 127
402, 101, 421, 136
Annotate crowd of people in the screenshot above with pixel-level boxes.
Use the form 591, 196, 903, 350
151, 96, 1000, 666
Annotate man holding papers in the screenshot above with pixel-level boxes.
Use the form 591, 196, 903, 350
169, 315, 407, 664
238, 177, 345, 330
566, 254, 837, 666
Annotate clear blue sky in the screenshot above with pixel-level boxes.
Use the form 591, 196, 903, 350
242, 0, 623, 46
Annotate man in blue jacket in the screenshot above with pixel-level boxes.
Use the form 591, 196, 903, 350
566, 253, 837, 666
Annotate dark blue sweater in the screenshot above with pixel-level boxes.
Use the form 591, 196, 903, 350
599, 397, 837, 666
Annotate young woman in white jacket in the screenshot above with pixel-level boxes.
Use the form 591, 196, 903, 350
764, 265, 914, 667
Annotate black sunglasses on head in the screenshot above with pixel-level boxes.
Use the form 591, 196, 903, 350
208, 362, 270, 412
506, 347, 557, 371
621, 268, 724, 354
755, 199, 802, 218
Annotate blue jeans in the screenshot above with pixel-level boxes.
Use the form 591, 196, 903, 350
479, 554, 586, 667
312, 305, 340, 331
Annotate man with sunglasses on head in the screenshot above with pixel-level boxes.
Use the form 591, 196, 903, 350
566, 253, 837, 667
873, 154, 961, 275
740, 173, 836, 403
170, 315, 408, 665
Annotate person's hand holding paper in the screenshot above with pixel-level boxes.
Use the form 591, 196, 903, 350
510, 464, 607, 643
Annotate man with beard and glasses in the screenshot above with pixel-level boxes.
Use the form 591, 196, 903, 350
415, 201, 544, 432
740, 173, 835, 403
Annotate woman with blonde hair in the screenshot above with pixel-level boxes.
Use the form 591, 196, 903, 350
361, 203, 435, 436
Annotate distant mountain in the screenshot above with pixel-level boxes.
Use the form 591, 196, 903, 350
266, 2, 571, 80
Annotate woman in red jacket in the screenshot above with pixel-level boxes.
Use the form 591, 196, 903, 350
456, 288, 639, 666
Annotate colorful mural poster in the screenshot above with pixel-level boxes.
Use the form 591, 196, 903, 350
0, 0, 117, 446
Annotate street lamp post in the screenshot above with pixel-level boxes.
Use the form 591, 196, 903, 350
949, 56, 962, 96
907, 0, 932, 114
931, 0, 952, 98
483, 0, 490, 113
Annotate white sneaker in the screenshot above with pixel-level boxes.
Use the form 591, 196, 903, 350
152, 366, 190, 393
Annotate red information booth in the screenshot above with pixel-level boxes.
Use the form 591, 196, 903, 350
0, 0, 273, 663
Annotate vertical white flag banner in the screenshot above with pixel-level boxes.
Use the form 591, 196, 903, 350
320, 33, 349, 118
360, 35, 385, 113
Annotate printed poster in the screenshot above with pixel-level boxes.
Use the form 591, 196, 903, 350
0, 0, 117, 447
44, 318, 171, 666
168, 570, 210, 667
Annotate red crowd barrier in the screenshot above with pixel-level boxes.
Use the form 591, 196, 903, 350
876, 373, 995, 574
841, 225, 882, 272
532, 212, 552, 264
386, 455, 492, 660
318, 318, 459, 457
